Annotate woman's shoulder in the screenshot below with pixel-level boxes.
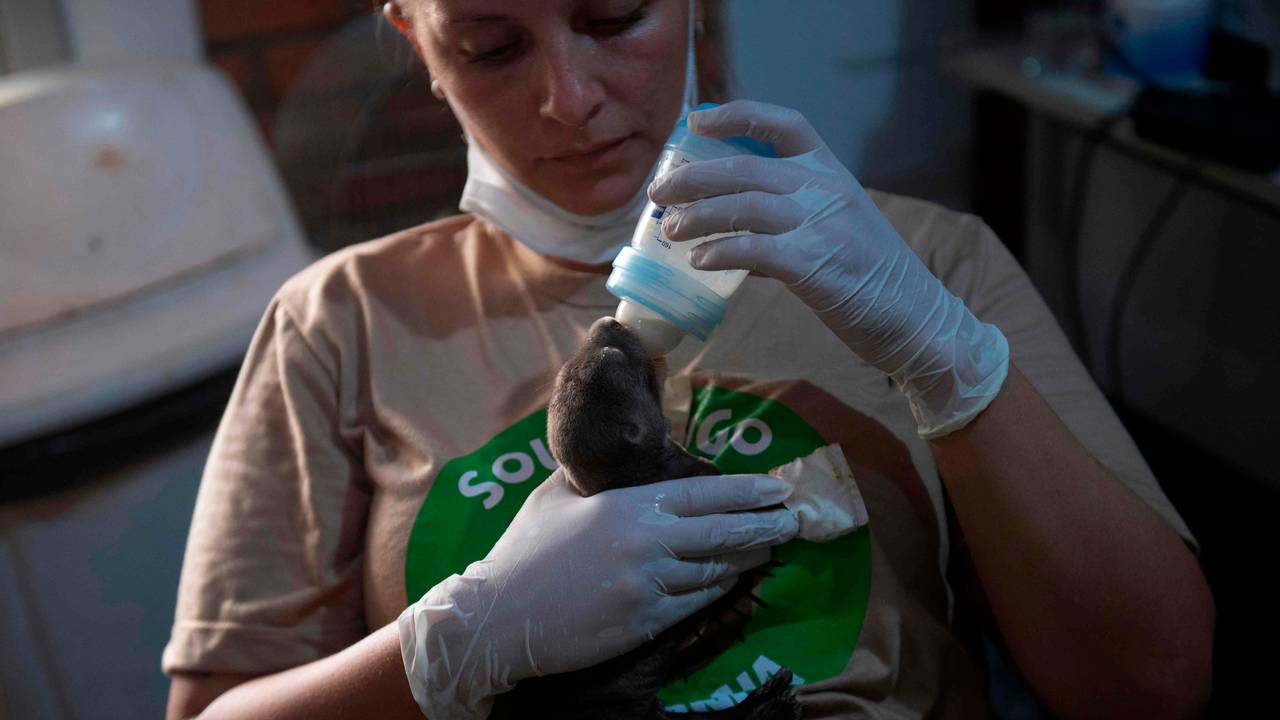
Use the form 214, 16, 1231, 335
866, 189, 990, 254
270, 213, 505, 324
866, 188, 1014, 292
278, 213, 478, 295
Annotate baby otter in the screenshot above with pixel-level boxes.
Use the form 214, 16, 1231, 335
488, 317, 802, 720
547, 316, 714, 495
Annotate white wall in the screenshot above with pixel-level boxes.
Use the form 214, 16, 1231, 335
0, 0, 67, 72
722, 0, 975, 210
0, 0, 202, 73
60, 0, 202, 63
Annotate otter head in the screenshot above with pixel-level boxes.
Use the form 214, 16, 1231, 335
548, 317, 714, 496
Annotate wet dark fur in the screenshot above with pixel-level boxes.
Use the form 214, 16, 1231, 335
488, 318, 801, 720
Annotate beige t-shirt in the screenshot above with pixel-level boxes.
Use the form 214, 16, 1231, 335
162, 191, 1195, 717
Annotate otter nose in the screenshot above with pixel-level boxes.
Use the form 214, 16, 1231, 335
587, 317, 626, 344
586, 317, 643, 357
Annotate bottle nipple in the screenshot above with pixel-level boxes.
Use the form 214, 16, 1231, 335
615, 300, 685, 357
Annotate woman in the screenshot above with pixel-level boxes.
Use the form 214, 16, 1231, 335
164, 1, 1214, 718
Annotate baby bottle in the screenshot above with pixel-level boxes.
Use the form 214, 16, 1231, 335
607, 103, 777, 356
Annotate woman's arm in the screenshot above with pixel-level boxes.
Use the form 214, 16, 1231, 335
169, 469, 798, 720
931, 364, 1214, 719
649, 100, 1215, 717
168, 622, 423, 720
168, 673, 252, 719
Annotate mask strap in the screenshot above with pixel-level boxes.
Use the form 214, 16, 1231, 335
683, 0, 699, 114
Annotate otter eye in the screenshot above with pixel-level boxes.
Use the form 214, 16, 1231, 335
620, 421, 643, 445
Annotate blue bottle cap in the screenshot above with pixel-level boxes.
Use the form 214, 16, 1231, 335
606, 247, 726, 341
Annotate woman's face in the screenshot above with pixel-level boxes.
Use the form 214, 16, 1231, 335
389, 0, 689, 215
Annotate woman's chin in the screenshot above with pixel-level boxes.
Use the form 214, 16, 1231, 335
544, 178, 645, 217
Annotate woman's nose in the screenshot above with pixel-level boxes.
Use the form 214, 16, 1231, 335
537, 37, 605, 129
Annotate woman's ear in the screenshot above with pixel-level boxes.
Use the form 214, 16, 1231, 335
382, 2, 412, 36
383, 1, 439, 94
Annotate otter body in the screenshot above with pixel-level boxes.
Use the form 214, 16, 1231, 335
488, 318, 801, 720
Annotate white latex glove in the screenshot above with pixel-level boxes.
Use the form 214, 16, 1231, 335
398, 468, 798, 720
648, 100, 1009, 438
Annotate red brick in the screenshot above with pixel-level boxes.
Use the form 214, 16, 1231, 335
262, 36, 328, 101
200, 0, 348, 43
255, 110, 274, 146
382, 86, 460, 136
381, 84, 437, 115
386, 106, 461, 139
335, 162, 468, 216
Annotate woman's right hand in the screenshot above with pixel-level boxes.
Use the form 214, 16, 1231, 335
649, 100, 1009, 439
397, 468, 798, 719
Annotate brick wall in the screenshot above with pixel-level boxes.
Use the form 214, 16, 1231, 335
199, 1, 726, 250
199, 0, 461, 249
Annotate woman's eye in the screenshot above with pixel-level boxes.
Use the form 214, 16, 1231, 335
589, 6, 645, 32
464, 43, 516, 64
460, 3, 644, 63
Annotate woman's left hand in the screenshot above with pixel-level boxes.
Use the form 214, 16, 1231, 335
647, 100, 1009, 438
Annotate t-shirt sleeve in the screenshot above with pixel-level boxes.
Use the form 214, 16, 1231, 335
162, 295, 371, 676
913, 209, 1198, 554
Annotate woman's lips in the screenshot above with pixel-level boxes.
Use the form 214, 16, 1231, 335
547, 135, 633, 167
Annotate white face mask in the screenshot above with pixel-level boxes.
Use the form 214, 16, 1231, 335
459, 1, 699, 266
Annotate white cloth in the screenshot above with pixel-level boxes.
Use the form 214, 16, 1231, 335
458, 143, 651, 265
770, 443, 869, 543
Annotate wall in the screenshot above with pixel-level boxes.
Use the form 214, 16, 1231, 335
61, 0, 202, 63
197, 0, 468, 251
0, 0, 67, 72
722, 0, 975, 211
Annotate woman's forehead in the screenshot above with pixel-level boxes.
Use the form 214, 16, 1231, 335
421, 0, 509, 25
421, 0, 629, 25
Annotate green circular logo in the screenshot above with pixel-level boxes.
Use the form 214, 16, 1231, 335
404, 385, 872, 712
